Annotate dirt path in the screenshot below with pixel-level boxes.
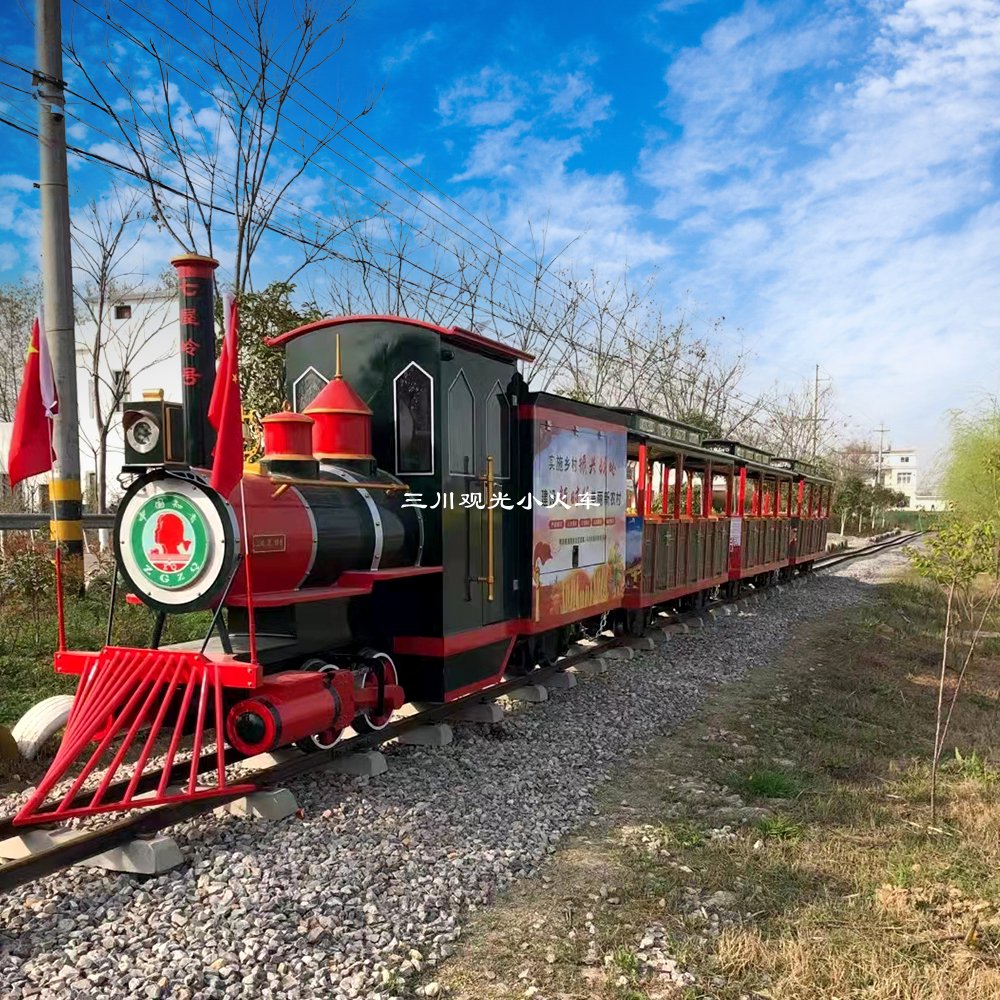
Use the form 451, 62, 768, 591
419, 570, 1000, 1000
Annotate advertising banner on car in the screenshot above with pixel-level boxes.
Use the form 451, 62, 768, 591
530, 409, 626, 623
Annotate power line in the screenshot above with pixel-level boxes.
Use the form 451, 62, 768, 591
69, 0, 662, 356
4, 33, 783, 440
0, 96, 775, 437
63, 5, 755, 387
70, 0, 527, 282
175, 0, 561, 286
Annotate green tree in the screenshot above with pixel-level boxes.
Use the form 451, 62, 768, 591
941, 406, 1000, 533
217, 282, 322, 418
910, 520, 998, 822
832, 476, 865, 535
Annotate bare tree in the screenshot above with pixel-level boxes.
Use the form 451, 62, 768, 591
321, 216, 591, 391
757, 375, 839, 460
73, 190, 174, 513
0, 279, 40, 422
66, 0, 374, 294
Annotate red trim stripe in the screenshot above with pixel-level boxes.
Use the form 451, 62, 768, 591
265, 315, 534, 362
622, 573, 730, 609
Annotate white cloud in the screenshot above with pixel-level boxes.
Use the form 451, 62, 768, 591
640, 0, 1000, 456
439, 58, 668, 275
380, 28, 439, 74
657, 0, 708, 11
438, 68, 529, 128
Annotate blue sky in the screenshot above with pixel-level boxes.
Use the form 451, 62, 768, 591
1, 0, 998, 469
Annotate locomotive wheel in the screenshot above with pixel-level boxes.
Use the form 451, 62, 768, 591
295, 659, 345, 754
353, 650, 398, 733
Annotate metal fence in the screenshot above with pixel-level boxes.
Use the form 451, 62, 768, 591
0, 513, 115, 530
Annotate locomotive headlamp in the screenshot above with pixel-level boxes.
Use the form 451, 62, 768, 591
125, 413, 160, 455
122, 395, 186, 469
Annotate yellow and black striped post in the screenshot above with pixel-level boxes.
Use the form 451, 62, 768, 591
49, 478, 83, 548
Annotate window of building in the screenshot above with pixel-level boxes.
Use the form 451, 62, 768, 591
897, 472, 912, 485
111, 369, 130, 398
483, 381, 510, 479
900, 456, 910, 463
448, 371, 475, 476
114, 304, 132, 320
394, 363, 433, 474
292, 366, 328, 411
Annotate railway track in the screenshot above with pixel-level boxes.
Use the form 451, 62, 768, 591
0, 530, 921, 894
813, 529, 921, 570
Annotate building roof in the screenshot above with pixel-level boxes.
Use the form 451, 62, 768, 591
265, 315, 535, 364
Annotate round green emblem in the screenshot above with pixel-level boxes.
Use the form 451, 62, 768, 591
129, 492, 210, 590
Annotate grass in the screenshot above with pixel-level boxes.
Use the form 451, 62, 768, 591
728, 769, 802, 800
755, 815, 805, 841
662, 818, 705, 848
612, 946, 640, 976
0, 545, 212, 727
421, 571, 1000, 999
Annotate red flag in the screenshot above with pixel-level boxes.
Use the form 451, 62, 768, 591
8, 316, 58, 488
207, 297, 243, 498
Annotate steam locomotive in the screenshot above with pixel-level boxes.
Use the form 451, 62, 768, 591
15, 255, 831, 826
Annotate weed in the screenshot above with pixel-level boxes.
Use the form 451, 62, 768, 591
730, 770, 802, 799
887, 860, 916, 888
942, 747, 997, 783
967, 692, 997, 712
756, 815, 804, 841
663, 819, 705, 848
612, 947, 639, 976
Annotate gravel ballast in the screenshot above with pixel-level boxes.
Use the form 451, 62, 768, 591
0, 548, 908, 1000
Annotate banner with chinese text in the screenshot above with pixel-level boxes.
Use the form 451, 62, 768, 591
530, 409, 626, 623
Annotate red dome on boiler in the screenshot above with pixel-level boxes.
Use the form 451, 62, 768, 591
304, 346, 373, 462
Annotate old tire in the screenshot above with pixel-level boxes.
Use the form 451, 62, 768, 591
11, 695, 75, 760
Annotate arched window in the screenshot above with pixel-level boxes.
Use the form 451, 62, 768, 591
448, 371, 475, 476
394, 363, 433, 474
293, 366, 328, 411
484, 381, 510, 479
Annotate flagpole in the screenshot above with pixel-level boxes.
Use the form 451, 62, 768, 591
238, 477, 257, 664
219, 294, 257, 665
46, 416, 66, 652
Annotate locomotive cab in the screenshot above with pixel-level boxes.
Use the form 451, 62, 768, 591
271, 316, 533, 702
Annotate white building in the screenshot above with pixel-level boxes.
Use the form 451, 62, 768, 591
0, 288, 183, 511
870, 447, 945, 511
874, 447, 918, 505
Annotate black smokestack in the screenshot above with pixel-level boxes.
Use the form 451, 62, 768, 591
170, 253, 219, 468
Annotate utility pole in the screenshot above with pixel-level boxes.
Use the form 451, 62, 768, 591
874, 424, 890, 486
810, 364, 830, 461
36, 0, 82, 555
871, 425, 890, 535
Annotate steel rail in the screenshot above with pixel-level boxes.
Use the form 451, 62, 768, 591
813, 531, 921, 571
0, 638, 623, 893
0, 529, 922, 893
